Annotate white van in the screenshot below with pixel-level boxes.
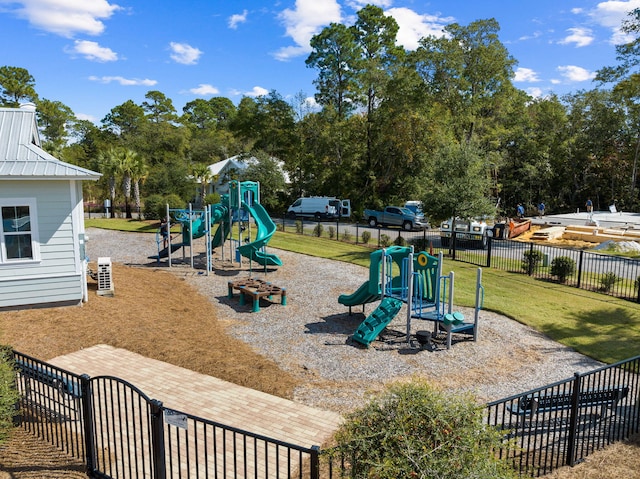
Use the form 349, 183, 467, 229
287, 197, 351, 220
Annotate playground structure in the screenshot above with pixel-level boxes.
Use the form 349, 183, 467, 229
339, 246, 484, 349
149, 180, 282, 272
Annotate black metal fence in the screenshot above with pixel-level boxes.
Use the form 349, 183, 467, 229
13, 351, 321, 479
276, 217, 640, 303
486, 355, 640, 477
11, 350, 640, 478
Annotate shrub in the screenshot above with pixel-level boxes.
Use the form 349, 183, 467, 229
361, 231, 372, 244
600, 272, 619, 292
550, 256, 576, 283
380, 234, 391, 247
393, 235, 406, 246
313, 223, 324, 237
522, 249, 544, 274
328, 226, 336, 239
0, 346, 18, 444
143, 194, 184, 220
327, 381, 517, 479
342, 231, 352, 242
204, 193, 220, 205
635, 275, 640, 291
295, 220, 303, 234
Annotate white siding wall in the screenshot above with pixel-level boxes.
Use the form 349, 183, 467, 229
0, 180, 83, 308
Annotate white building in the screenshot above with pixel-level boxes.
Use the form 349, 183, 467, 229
0, 103, 101, 309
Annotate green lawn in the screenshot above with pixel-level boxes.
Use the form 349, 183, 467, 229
85, 219, 640, 364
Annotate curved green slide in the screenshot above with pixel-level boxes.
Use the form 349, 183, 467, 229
338, 281, 380, 307
237, 202, 282, 266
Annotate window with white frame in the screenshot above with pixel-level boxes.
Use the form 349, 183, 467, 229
0, 199, 39, 263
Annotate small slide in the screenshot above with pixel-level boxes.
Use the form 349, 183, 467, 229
237, 202, 282, 266
338, 281, 380, 307
210, 203, 231, 248
148, 242, 184, 260
352, 297, 403, 347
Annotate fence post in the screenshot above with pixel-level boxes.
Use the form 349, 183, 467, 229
336, 218, 340, 241
576, 250, 584, 288
486, 236, 492, 268
150, 399, 166, 479
310, 445, 320, 479
528, 243, 534, 276
452, 231, 457, 261
79, 374, 96, 475
566, 372, 582, 467
282, 214, 286, 233
356, 222, 359, 245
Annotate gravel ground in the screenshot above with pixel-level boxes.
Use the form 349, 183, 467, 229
86, 228, 603, 413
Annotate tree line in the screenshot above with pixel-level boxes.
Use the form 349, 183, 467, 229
3, 4, 640, 223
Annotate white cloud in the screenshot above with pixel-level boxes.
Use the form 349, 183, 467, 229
169, 42, 202, 65
588, 0, 640, 44
514, 67, 541, 83
345, 0, 392, 8
275, 0, 342, 61
559, 27, 594, 47
0, 0, 121, 37
75, 112, 98, 122
67, 40, 117, 62
526, 87, 544, 98
228, 9, 248, 29
386, 7, 451, 50
557, 65, 596, 82
189, 84, 219, 96
245, 86, 269, 97
88, 75, 157, 86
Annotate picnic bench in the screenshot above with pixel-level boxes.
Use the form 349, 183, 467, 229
16, 359, 82, 420
507, 386, 629, 423
227, 278, 287, 313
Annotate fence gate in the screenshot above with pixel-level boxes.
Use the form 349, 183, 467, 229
85, 376, 165, 479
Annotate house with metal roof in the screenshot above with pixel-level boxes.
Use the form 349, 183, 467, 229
0, 103, 101, 309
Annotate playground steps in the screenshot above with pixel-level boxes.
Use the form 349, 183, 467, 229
228, 278, 287, 313
352, 297, 403, 347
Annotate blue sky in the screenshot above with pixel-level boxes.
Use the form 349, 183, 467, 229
1, 0, 639, 124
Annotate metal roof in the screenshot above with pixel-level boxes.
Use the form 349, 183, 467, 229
0, 105, 101, 180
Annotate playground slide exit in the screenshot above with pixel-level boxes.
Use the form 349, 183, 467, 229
238, 202, 283, 266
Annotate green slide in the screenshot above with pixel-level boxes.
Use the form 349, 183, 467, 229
210, 203, 230, 248
338, 281, 380, 307
352, 297, 404, 347
237, 202, 282, 266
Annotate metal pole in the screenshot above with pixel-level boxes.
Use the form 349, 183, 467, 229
166, 204, 171, 268
406, 248, 414, 342
189, 203, 194, 269
149, 399, 166, 479
79, 374, 96, 476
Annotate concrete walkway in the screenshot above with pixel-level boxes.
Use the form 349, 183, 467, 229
49, 344, 342, 449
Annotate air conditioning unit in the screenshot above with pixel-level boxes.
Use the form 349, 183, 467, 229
97, 257, 115, 297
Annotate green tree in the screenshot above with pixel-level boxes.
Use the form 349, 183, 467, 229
35, 98, 75, 155
0, 66, 38, 107
102, 100, 146, 138
142, 90, 178, 124
98, 147, 126, 218
411, 19, 516, 144
306, 22, 359, 119
0, 346, 19, 445
422, 142, 495, 223
240, 153, 288, 212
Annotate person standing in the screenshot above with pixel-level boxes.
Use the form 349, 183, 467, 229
537, 202, 545, 217
517, 203, 525, 218
585, 199, 593, 213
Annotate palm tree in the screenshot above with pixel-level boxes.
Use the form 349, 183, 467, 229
119, 149, 142, 219
192, 163, 215, 208
130, 153, 149, 219
97, 147, 124, 219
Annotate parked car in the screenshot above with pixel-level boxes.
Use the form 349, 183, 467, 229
364, 206, 428, 231
287, 197, 351, 220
